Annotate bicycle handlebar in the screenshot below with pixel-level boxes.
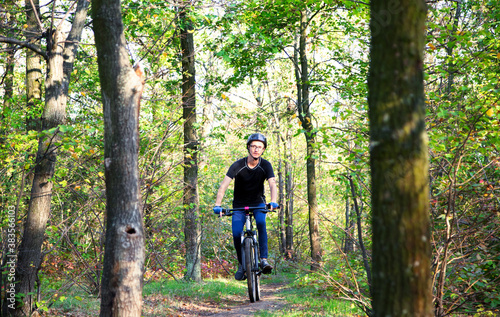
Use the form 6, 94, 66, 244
221, 204, 279, 216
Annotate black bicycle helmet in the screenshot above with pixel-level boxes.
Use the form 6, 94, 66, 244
246, 133, 267, 149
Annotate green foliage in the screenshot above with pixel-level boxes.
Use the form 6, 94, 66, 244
274, 272, 364, 317
1, 0, 499, 315
425, 0, 500, 314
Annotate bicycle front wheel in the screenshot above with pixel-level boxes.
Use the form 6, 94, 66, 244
254, 245, 261, 301
244, 238, 256, 302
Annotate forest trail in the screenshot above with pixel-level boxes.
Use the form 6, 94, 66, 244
166, 282, 288, 317
209, 283, 287, 316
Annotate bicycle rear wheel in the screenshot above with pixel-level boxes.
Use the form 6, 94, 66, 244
244, 238, 256, 302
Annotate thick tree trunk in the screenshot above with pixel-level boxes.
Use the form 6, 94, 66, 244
12, 2, 89, 315
368, 0, 432, 316
25, 0, 42, 131
92, 0, 145, 314
180, 3, 201, 282
297, 10, 321, 270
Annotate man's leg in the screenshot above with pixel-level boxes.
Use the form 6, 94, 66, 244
232, 210, 246, 280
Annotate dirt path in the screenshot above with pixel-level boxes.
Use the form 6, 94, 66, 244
208, 283, 287, 316
167, 282, 288, 317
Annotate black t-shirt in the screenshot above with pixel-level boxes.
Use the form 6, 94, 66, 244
226, 157, 275, 208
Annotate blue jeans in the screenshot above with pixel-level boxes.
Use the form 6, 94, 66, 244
232, 206, 268, 265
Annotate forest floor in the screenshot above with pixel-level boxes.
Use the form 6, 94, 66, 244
47, 271, 363, 316
142, 281, 289, 316
49, 281, 291, 317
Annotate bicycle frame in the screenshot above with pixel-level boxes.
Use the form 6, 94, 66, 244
222, 206, 262, 272
221, 204, 276, 302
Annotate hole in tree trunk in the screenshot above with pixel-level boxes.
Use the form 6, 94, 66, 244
126, 226, 136, 234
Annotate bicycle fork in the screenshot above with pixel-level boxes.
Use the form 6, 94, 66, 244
241, 217, 260, 273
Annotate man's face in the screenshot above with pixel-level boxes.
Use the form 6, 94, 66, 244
249, 141, 265, 158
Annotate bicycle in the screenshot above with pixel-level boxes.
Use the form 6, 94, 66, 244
220, 204, 277, 303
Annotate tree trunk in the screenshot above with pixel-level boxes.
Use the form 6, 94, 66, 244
296, 10, 321, 270
343, 194, 354, 254
92, 0, 145, 313
269, 107, 286, 256
284, 113, 294, 260
284, 159, 294, 258
435, 3, 462, 315
446, 1, 461, 97
368, 0, 432, 316
25, 0, 42, 131
12, 2, 89, 315
180, 3, 201, 282
348, 176, 372, 296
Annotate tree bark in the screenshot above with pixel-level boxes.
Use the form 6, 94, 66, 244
12, 1, 89, 315
343, 194, 354, 254
348, 176, 372, 296
284, 146, 294, 258
25, 0, 43, 131
297, 9, 322, 271
180, 2, 201, 282
92, 0, 145, 314
275, 132, 286, 255
435, 3, 462, 316
368, 0, 432, 316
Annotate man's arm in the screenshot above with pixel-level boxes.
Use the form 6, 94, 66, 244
268, 177, 278, 209
215, 175, 232, 206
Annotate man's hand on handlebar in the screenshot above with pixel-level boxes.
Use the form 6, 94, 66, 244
213, 206, 223, 216
269, 202, 279, 211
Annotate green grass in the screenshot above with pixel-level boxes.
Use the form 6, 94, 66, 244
143, 277, 248, 301
44, 273, 364, 316
259, 290, 362, 317
255, 273, 364, 317
43, 286, 100, 316
42, 273, 500, 317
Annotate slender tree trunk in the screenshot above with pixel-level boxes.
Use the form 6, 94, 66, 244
92, 0, 145, 313
434, 6, 462, 313
343, 194, 354, 253
284, 122, 294, 259
368, 0, 432, 316
277, 133, 286, 255
284, 162, 294, 258
446, 1, 461, 97
348, 176, 372, 296
297, 10, 321, 270
25, 0, 42, 131
13, 2, 89, 315
180, 2, 201, 282
0, 52, 14, 127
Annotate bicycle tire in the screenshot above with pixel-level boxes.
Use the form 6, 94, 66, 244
254, 245, 261, 301
244, 238, 256, 302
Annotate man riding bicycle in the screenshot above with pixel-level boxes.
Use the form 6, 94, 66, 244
213, 133, 278, 280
